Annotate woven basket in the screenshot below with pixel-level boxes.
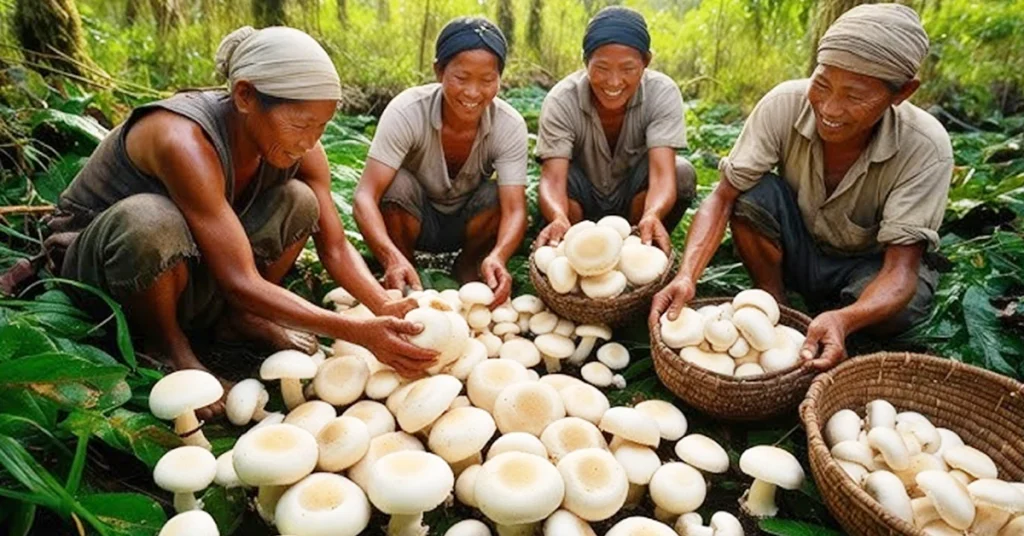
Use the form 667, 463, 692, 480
529, 237, 677, 327
800, 352, 1024, 536
649, 297, 816, 421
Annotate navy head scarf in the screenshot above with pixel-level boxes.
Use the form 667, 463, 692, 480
435, 17, 508, 74
582, 6, 651, 62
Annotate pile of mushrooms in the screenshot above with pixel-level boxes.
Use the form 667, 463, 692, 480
658, 289, 806, 378
534, 216, 670, 298
147, 281, 766, 536
823, 399, 1024, 535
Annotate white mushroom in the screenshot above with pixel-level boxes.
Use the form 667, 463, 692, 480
565, 225, 623, 277
868, 427, 911, 471
825, 409, 863, 447
492, 305, 519, 324
455, 464, 481, 508
445, 519, 492, 536
650, 462, 707, 518
429, 406, 497, 465
493, 382, 566, 437
214, 451, 243, 489
232, 423, 319, 523
704, 319, 739, 352
476, 331, 504, 357
618, 244, 669, 286
944, 446, 999, 480
158, 510, 219, 536
731, 289, 780, 325
599, 407, 660, 448
283, 400, 336, 436
540, 417, 608, 463
659, 308, 705, 349
459, 281, 495, 308
915, 470, 975, 530
347, 431, 424, 492
864, 470, 913, 523
597, 215, 632, 238
341, 400, 396, 438
738, 446, 806, 517
570, 324, 612, 365
547, 257, 579, 294
730, 308, 776, 352
467, 304, 493, 330
476, 452, 565, 536
499, 337, 542, 368
529, 311, 560, 335
612, 440, 662, 505
225, 379, 269, 427
149, 369, 225, 449
605, 517, 677, 536
967, 479, 1024, 535
675, 434, 730, 474
260, 350, 318, 411
512, 294, 545, 315
680, 347, 735, 376
395, 374, 462, 434
735, 363, 765, 377
634, 400, 688, 441
445, 338, 488, 380
535, 333, 576, 373
865, 400, 897, 430
316, 416, 370, 473
557, 448, 629, 522
543, 509, 596, 536
467, 359, 533, 413
487, 432, 548, 460
674, 513, 711, 536
275, 473, 371, 536
367, 451, 454, 536
324, 286, 359, 308
581, 361, 615, 387
154, 446, 217, 512
535, 246, 559, 274
709, 511, 744, 536
597, 342, 630, 370
554, 318, 576, 337
559, 383, 610, 425
581, 270, 628, 299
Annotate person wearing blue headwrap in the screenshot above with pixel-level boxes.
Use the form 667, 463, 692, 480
355, 16, 527, 306
536, 6, 695, 255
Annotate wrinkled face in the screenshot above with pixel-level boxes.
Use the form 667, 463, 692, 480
436, 49, 501, 125
586, 44, 648, 111
234, 82, 337, 168
807, 64, 900, 145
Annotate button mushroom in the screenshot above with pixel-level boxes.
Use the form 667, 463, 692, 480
599, 407, 661, 448
158, 510, 219, 536
275, 473, 371, 536
540, 417, 608, 463
149, 369, 224, 450
535, 333, 576, 373
499, 337, 542, 368
557, 448, 629, 522
570, 324, 612, 365
487, 432, 548, 460
675, 434, 730, 474
659, 307, 705, 349
547, 257, 579, 294
445, 519, 492, 536
313, 355, 369, 406
367, 451, 454, 536
565, 225, 623, 277
612, 440, 661, 506
232, 423, 319, 523
534, 246, 558, 274
475, 452, 565, 536
618, 244, 668, 286
581, 270, 628, 299
493, 382, 566, 437
154, 446, 217, 512
605, 517, 677, 536
225, 379, 269, 427
260, 350, 318, 411
543, 509, 597, 536
597, 342, 630, 371
738, 446, 806, 517
634, 400, 688, 441
316, 416, 370, 472
732, 289, 780, 325
649, 462, 707, 520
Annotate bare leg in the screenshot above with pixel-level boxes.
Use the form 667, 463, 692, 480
382, 204, 420, 266
627, 190, 685, 233
454, 206, 500, 284
730, 216, 787, 304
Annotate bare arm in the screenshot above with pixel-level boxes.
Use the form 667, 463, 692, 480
637, 146, 680, 252
353, 158, 421, 291
480, 185, 527, 306
537, 157, 572, 245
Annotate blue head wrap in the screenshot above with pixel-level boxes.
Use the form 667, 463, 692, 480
435, 17, 508, 74
582, 6, 651, 62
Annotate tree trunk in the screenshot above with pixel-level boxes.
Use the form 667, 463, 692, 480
253, 0, 288, 27
149, 0, 184, 34
527, 0, 543, 52
336, 0, 348, 25
13, 0, 94, 79
497, 0, 516, 49
808, 0, 870, 73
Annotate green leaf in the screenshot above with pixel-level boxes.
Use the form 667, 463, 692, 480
963, 285, 1021, 376
0, 391, 58, 431
0, 324, 56, 361
5, 501, 35, 536
44, 279, 137, 369
758, 519, 843, 536
0, 353, 130, 410
199, 486, 246, 536
29, 108, 109, 148
78, 494, 167, 536
60, 409, 180, 469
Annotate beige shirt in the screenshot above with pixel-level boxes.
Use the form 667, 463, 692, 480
721, 79, 953, 255
368, 83, 528, 214
535, 69, 687, 196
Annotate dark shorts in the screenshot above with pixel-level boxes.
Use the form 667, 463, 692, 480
381, 168, 499, 253
567, 154, 697, 222
61, 180, 320, 330
732, 174, 939, 333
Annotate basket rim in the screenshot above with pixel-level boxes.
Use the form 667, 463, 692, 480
799, 351, 1024, 536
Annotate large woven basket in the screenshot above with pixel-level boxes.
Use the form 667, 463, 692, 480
529, 238, 677, 327
800, 352, 1024, 536
649, 297, 816, 421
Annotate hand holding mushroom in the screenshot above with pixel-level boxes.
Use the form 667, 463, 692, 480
800, 310, 849, 370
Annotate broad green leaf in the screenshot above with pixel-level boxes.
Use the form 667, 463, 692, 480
79, 493, 167, 536
52, 339, 120, 366
759, 519, 843, 536
5, 501, 35, 536
963, 285, 1020, 375
44, 279, 137, 369
0, 324, 56, 361
0, 391, 58, 431
29, 108, 109, 149
200, 486, 246, 536
0, 353, 130, 410
60, 409, 180, 469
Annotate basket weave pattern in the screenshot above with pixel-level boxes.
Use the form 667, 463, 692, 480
649, 297, 816, 421
799, 352, 1024, 536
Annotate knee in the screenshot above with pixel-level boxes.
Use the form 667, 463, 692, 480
107, 195, 196, 260
279, 180, 320, 227
674, 157, 697, 202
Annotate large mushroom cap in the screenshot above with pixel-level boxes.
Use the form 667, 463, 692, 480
232, 423, 319, 487
316, 416, 371, 473
149, 369, 225, 420
493, 382, 566, 437
674, 434, 729, 474
429, 406, 497, 464
559, 383, 610, 426
540, 417, 608, 463
732, 289, 780, 325
739, 446, 805, 490
347, 431, 424, 491
659, 308, 705, 349
634, 400, 687, 441
605, 516, 677, 536
581, 270, 628, 299
649, 463, 707, 515
599, 407, 661, 448
283, 400, 337, 437
154, 446, 217, 493
313, 356, 369, 406
499, 338, 542, 368
367, 451, 454, 515
565, 226, 623, 277
340, 400, 396, 438
275, 473, 371, 536
459, 282, 495, 307
158, 510, 219, 536
597, 215, 632, 238
395, 374, 462, 434
557, 448, 629, 521
943, 446, 999, 480
475, 452, 565, 526
618, 244, 669, 286
487, 432, 549, 460
467, 359, 533, 413
612, 440, 661, 486
259, 350, 318, 381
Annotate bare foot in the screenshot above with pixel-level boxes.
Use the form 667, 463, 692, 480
215, 309, 319, 355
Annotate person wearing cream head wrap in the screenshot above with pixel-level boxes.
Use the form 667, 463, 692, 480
44, 26, 434, 405
653, 3, 952, 371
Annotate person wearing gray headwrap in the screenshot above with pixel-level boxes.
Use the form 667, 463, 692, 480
536, 6, 696, 254
653, 3, 953, 371
44, 26, 434, 399
354, 16, 528, 306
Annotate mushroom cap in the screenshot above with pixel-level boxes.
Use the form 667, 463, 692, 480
499, 337, 542, 368
732, 289, 781, 325
232, 423, 319, 487
467, 304, 493, 330
459, 282, 496, 306
727, 336, 751, 359
475, 452, 565, 526
734, 363, 766, 377
559, 383, 611, 425
275, 473, 371, 536
487, 432, 549, 460
283, 400, 337, 437
149, 369, 225, 420
158, 510, 219, 536
444, 519, 492, 536
680, 347, 735, 376
260, 350, 318, 381
154, 446, 217, 493
576, 323, 613, 340
634, 400, 688, 441
316, 416, 371, 473
649, 462, 707, 515
831, 440, 880, 471
563, 220, 596, 243
540, 417, 608, 463
944, 446, 999, 480
455, 464, 481, 508
529, 311, 560, 335
512, 294, 546, 315
543, 509, 597, 536
581, 361, 615, 387
367, 451, 454, 515
467, 359, 533, 413
730, 308, 776, 352
535, 246, 559, 274
565, 226, 624, 277
581, 270, 628, 299
557, 448, 629, 521
659, 308, 706, 349
396, 374, 463, 434
492, 321, 522, 337
493, 382, 566, 437
540, 374, 584, 392
704, 319, 739, 351
439, 288, 463, 310
225, 379, 269, 427
739, 446, 805, 490
312, 356, 369, 407
915, 471, 975, 530
597, 343, 630, 370
547, 256, 579, 294
825, 409, 863, 448
340, 400, 396, 438
347, 431, 424, 491
612, 440, 661, 485
605, 517, 677, 536
759, 346, 801, 373
618, 244, 669, 286
674, 434, 729, 474
404, 306, 456, 355
863, 470, 913, 523
476, 331, 504, 357
709, 512, 744, 536
597, 215, 632, 238
323, 286, 359, 307
535, 333, 576, 359
492, 305, 519, 324
967, 478, 1024, 515
445, 339, 488, 380
429, 406, 497, 463
865, 399, 898, 430
868, 427, 911, 472
214, 451, 242, 489
599, 407, 660, 448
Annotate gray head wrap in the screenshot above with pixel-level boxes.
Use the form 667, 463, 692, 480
817, 3, 929, 87
215, 26, 342, 101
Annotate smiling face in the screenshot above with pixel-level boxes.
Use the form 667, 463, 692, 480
806, 64, 917, 146
435, 49, 501, 125
233, 81, 337, 168
586, 44, 649, 112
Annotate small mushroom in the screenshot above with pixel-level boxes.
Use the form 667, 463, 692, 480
868, 427, 911, 471
605, 517, 677, 536
445, 519, 492, 536
659, 308, 705, 349
313, 356, 369, 406
680, 347, 735, 376
570, 324, 612, 365
341, 400, 396, 438
367, 451, 454, 536
225, 379, 269, 427
581, 270, 628, 299
534, 246, 559, 274
674, 513, 711, 536
650, 462, 707, 519
633, 400, 687, 441
548, 257, 579, 294
709, 511, 744, 536
499, 337, 542, 368
260, 350, 318, 411
467, 304, 493, 330
491, 305, 519, 324
316, 416, 370, 472
675, 434, 729, 474
543, 509, 597, 536
149, 369, 224, 449
612, 440, 661, 505
599, 407, 660, 448
535, 333, 576, 373
347, 431, 424, 491
487, 432, 548, 460
540, 417, 608, 463
730, 308, 776, 352
554, 318, 577, 338
865, 400, 898, 430
283, 400, 336, 436
735, 363, 765, 377
738, 446, 806, 517
154, 446, 217, 512
944, 446, 999, 480
529, 311, 560, 335
597, 342, 630, 370
559, 383, 610, 425
512, 294, 545, 315
825, 409, 863, 448
459, 281, 495, 308
214, 450, 243, 489
467, 359, 533, 413
455, 464, 482, 508
429, 406, 497, 465
158, 510, 219, 536
476, 331, 504, 357
395, 374, 462, 434
704, 319, 739, 352
275, 473, 371, 536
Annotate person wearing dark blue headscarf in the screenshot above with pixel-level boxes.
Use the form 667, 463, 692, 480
536, 6, 694, 257
355, 16, 527, 306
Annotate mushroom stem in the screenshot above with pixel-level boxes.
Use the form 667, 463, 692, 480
387, 513, 428, 536
741, 479, 779, 517
971, 506, 1011, 536
173, 492, 202, 513
569, 337, 596, 365
174, 410, 211, 450
255, 485, 289, 524
495, 522, 538, 536
281, 379, 306, 410
625, 483, 646, 506
252, 406, 268, 422
542, 354, 561, 373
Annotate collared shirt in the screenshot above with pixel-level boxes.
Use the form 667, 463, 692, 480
721, 79, 953, 255
535, 69, 687, 196
368, 83, 528, 214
